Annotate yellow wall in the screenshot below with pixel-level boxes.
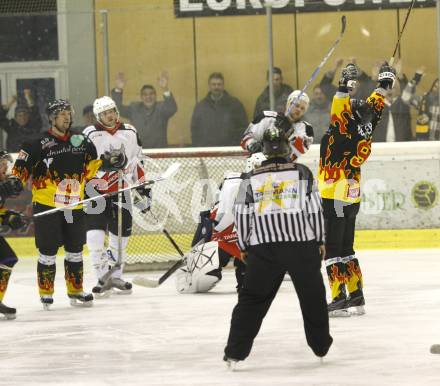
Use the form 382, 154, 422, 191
94, 1, 438, 146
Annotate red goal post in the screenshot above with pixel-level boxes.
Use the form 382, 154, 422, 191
125, 146, 248, 271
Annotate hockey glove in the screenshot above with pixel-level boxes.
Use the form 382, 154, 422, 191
247, 140, 263, 154
0, 176, 23, 199
377, 62, 397, 90
134, 187, 152, 213
100, 149, 127, 171
3, 210, 26, 230
274, 112, 292, 133
339, 63, 359, 91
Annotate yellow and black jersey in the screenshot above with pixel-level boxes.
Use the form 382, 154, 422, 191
318, 90, 385, 203
12, 130, 102, 209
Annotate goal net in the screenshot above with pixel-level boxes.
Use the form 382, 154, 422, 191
125, 147, 247, 271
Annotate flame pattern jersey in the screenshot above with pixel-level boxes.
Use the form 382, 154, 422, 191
318, 90, 385, 203
12, 130, 102, 208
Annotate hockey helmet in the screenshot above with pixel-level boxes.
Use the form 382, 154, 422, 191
350, 99, 373, 125
244, 152, 267, 173
286, 90, 310, 111
93, 96, 120, 123
46, 99, 74, 120
262, 125, 290, 158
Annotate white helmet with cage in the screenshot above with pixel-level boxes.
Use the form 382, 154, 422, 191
93, 96, 120, 123
244, 152, 266, 173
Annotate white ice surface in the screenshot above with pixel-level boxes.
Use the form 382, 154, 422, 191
1, 249, 440, 386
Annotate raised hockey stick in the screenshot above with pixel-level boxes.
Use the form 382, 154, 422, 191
286, 15, 346, 115
32, 162, 181, 218
389, 0, 416, 66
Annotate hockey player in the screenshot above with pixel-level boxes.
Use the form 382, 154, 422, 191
176, 153, 266, 294
224, 124, 331, 368
83, 96, 150, 295
0, 151, 25, 319
241, 90, 314, 161
318, 62, 396, 316
12, 99, 124, 310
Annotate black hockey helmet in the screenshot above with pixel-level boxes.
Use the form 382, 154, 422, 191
262, 125, 290, 158
350, 99, 373, 125
46, 99, 73, 118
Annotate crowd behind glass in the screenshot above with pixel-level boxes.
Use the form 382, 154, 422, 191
1, 58, 438, 152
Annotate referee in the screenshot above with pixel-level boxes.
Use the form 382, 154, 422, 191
224, 125, 332, 368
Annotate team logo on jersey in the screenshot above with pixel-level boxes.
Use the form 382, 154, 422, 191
17, 150, 29, 161
70, 134, 85, 148
43, 158, 54, 169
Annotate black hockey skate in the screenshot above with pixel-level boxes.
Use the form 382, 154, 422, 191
0, 301, 16, 320
92, 279, 112, 298
223, 355, 240, 371
40, 295, 54, 311
328, 293, 350, 317
68, 292, 94, 307
346, 290, 365, 315
111, 278, 133, 294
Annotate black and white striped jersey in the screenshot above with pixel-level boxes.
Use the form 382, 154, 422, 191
234, 158, 324, 251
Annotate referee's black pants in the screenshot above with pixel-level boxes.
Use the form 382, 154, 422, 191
224, 241, 332, 361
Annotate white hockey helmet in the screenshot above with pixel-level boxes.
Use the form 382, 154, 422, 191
286, 90, 310, 111
175, 241, 221, 294
244, 152, 267, 173
93, 96, 120, 123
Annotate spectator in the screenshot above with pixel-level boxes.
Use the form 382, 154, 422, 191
111, 71, 177, 148
374, 81, 413, 142
0, 90, 42, 152
191, 72, 248, 147
71, 105, 97, 135
253, 67, 293, 118
402, 68, 439, 141
303, 85, 331, 144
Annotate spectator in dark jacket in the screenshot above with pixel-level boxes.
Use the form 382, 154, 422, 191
253, 67, 293, 118
111, 71, 177, 148
191, 72, 248, 147
0, 90, 42, 152
303, 85, 331, 144
70, 105, 97, 135
374, 81, 413, 142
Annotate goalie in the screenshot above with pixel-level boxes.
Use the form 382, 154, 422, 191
175, 153, 266, 294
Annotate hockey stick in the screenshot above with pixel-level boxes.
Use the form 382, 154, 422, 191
33, 162, 181, 218
132, 211, 189, 288
389, 0, 416, 66
286, 15, 346, 115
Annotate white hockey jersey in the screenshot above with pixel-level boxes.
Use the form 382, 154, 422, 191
83, 123, 144, 193
241, 110, 314, 160
214, 171, 242, 232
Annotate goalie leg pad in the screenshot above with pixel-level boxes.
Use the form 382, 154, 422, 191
176, 241, 221, 294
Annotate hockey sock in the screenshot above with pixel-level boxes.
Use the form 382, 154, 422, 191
108, 233, 129, 279
325, 257, 347, 300
87, 230, 107, 281
0, 267, 12, 302
37, 261, 56, 297
344, 255, 364, 295
64, 253, 84, 296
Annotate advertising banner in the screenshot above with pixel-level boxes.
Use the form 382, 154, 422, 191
175, 0, 436, 18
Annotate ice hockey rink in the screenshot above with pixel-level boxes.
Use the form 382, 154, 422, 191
1, 249, 440, 386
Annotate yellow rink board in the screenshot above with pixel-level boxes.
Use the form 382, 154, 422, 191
5, 229, 440, 258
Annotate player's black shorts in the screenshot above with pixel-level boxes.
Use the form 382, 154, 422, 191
85, 195, 132, 237
0, 236, 18, 267
33, 203, 86, 255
